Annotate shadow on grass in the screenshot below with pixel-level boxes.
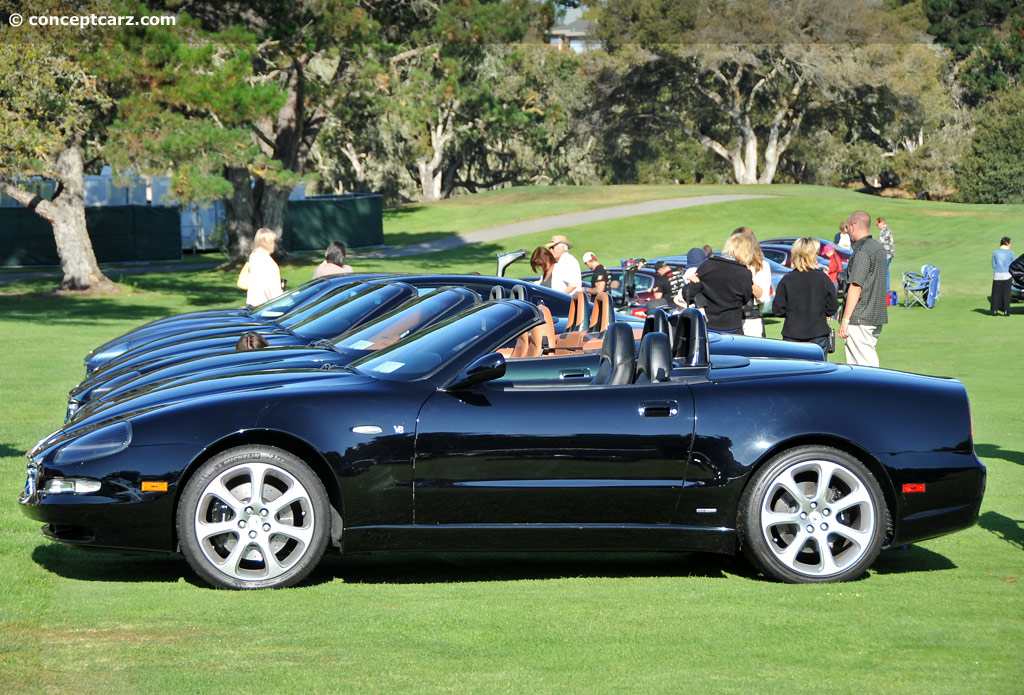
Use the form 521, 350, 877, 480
970, 307, 1018, 317
1, 295, 177, 326
979, 511, 1024, 552
314, 551, 750, 585
33, 545, 754, 588
113, 270, 241, 308
870, 543, 956, 575
975, 442, 1024, 467
1, 442, 26, 458
32, 544, 193, 585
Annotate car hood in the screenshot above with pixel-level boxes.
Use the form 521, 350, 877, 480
72, 328, 301, 398
72, 345, 362, 416
68, 366, 375, 430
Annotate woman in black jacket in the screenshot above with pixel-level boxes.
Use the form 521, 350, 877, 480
772, 237, 839, 352
685, 233, 755, 333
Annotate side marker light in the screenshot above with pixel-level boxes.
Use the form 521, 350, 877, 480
902, 483, 926, 494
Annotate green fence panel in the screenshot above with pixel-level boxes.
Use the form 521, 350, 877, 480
0, 206, 181, 266
283, 194, 383, 252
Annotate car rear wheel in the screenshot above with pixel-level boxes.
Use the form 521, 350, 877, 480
177, 445, 330, 590
739, 446, 886, 583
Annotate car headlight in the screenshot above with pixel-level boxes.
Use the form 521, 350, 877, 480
44, 477, 102, 494
54, 422, 132, 464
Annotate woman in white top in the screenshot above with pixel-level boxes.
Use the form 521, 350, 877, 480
732, 228, 771, 337
245, 228, 284, 307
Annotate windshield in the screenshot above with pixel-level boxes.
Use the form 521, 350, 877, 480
287, 283, 415, 339
334, 288, 476, 353
351, 302, 526, 382
251, 279, 331, 319
277, 282, 372, 327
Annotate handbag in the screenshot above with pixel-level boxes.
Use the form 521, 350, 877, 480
236, 261, 251, 290
827, 327, 836, 354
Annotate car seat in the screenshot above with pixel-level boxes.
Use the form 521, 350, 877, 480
672, 308, 710, 367
591, 322, 635, 386
634, 332, 672, 384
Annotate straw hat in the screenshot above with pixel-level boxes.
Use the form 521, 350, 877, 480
546, 234, 573, 250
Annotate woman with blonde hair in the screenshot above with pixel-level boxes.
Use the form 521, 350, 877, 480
683, 232, 755, 333
772, 237, 838, 352
731, 227, 771, 337
239, 228, 284, 307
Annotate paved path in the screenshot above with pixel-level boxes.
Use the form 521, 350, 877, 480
0, 194, 774, 281
358, 194, 775, 258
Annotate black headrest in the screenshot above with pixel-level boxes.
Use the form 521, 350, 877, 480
634, 332, 672, 384
592, 322, 635, 386
643, 308, 674, 346
672, 308, 710, 367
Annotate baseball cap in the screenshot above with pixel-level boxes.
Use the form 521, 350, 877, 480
582, 251, 596, 263
823, 244, 834, 253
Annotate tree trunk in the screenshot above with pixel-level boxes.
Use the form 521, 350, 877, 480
0, 145, 116, 292
223, 166, 257, 263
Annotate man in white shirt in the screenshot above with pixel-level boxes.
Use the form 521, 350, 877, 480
546, 234, 582, 294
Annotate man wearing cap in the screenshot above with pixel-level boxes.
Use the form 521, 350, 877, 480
547, 234, 582, 295
583, 251, 609, 296
647, 261, 677, 310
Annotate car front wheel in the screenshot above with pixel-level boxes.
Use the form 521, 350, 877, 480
739, 446, 886, 583
177, 445, 330, 590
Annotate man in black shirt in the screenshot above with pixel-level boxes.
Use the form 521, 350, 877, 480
647, 261, 676, 311
583, 252, 610, 296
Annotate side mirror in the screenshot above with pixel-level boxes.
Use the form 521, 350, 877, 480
448, 352, 506, 390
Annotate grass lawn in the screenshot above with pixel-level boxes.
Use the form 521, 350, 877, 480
1, 184, 1022, 694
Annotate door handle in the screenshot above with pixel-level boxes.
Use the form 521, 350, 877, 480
559, 369, 589, 379
638, 400, 678, 417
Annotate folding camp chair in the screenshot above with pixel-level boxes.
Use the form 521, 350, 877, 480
903, 264, 939, 308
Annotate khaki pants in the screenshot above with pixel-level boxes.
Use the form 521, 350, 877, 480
844, 324, 883, 367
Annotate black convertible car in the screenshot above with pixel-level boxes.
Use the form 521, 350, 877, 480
21, 301, 984, 589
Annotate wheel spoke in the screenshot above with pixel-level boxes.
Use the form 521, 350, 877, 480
830, 523, 873, 548
830, 485, 873, 516
761, 508, 802, 533
274, 524, 315, 548
195, 518, 238, 543
204, 478, 245, 514
769, 469, 807, 508
265, 487, 308, 518
773, 528, 810, 567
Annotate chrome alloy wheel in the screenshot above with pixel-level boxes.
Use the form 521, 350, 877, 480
193, 461, 317, 583
758, 458, 877, 578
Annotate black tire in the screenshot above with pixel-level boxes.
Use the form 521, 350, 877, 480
177, 445, 331, 590
738, 445, 886, 583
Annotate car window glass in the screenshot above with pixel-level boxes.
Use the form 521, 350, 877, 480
334, 290, 469, 351
352, 302, 523, 381
287, 284, 410, 338
275, 282, 370, 325
252, 279, 330, 319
